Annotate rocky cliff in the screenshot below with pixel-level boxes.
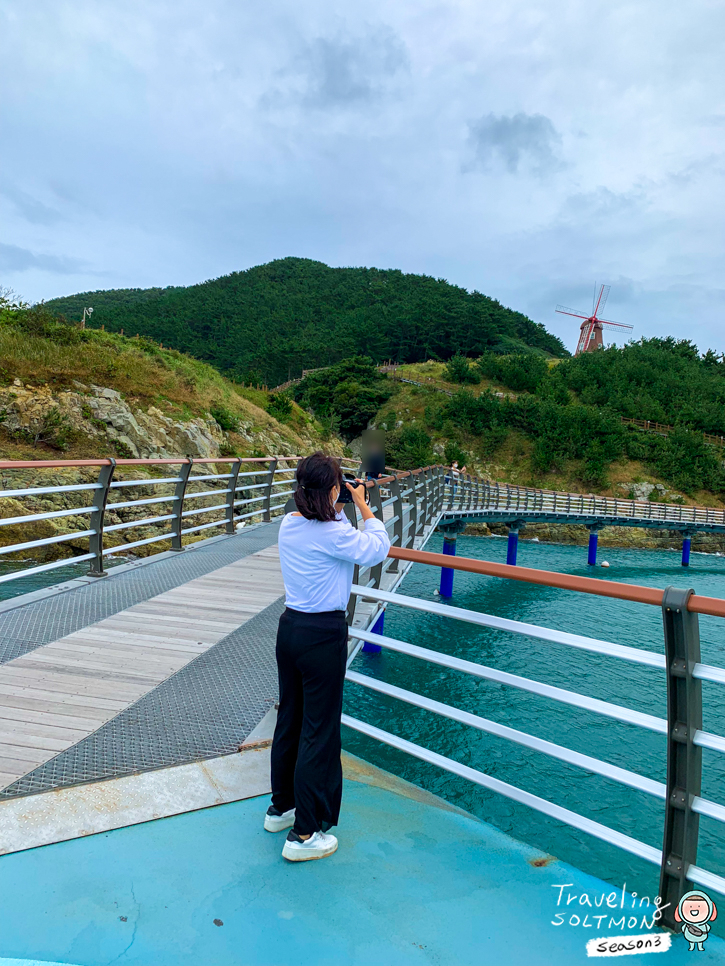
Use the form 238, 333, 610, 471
0, 379, 318, 460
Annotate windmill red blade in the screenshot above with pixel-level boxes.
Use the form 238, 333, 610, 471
593, 284, 611, 319
576, 322, 596, 354
599, 319, 634, 331
556, 304, 589, 319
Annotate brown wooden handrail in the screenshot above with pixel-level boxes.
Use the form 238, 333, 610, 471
387, 546, 725, 618
0, 456, 280, 470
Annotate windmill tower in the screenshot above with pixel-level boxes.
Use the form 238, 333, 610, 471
556, 285, 633, 356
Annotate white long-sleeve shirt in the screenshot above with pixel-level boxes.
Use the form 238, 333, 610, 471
278, 511, 391, 613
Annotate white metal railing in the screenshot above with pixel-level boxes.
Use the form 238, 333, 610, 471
2, 457, 722, 590
343, 567, 725, 928
443, 476, 725, 530
0, 455, 360, 586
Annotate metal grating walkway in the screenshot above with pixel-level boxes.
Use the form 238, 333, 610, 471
0, 595, 284, 799
0, 523, 281, 665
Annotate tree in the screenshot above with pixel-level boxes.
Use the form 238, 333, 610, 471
444, 354, 480, 384
293, 357, 393, 442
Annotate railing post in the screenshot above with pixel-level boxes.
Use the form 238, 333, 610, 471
361, 482, 386, 653
87, 459, 116, 577
263, 457, 278, 522
171, 459, 193, 551
421, 468, 431, 527
419, 470, 427, 528
368, 481, 386, 591
659, 586, 702, 931
344, 501, 360, 627
225, 459, 242, 533
388, 475, 405, 572
407, 472, 419, 545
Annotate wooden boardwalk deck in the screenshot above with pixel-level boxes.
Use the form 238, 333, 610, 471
0, 544, 284, 789
0, 498, 429, 797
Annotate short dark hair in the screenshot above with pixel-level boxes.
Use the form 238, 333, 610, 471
294, 451, 343, 522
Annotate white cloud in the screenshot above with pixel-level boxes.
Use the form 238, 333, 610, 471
0, 0, 723, 353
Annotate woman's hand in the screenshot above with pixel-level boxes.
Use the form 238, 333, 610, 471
346, 479, 375, 521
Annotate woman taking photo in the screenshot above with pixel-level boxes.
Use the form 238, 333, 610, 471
265, 452, 391, 861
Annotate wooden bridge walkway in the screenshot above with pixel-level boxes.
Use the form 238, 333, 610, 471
0, 500, 424, 803
0, 544, 283, 789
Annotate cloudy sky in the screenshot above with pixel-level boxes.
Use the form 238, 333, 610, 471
1, 0, 724, 353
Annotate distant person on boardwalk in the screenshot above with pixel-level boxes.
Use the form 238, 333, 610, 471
362, 433, 386, 482
447, 460, 462, 495
265, 452, 391, 861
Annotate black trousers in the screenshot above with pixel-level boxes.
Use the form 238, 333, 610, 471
270, 607, 348, 836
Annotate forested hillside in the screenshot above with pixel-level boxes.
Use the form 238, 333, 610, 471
290, 340, 725, 502
44, 257, 568, 385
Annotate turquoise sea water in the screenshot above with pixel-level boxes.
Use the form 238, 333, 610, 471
343, 534, 725, 922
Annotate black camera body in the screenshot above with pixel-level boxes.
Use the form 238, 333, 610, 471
337, 475, 366, 504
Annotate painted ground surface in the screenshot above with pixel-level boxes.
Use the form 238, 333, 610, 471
0, 756, 721, 966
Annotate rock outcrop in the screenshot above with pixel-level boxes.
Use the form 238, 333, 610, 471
0, 383, 225, 459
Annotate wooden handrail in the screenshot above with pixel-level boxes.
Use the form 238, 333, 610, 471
0, 456, 281, 470
387, 546, 725, 618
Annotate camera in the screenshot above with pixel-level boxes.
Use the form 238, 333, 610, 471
337, 475, 368, 504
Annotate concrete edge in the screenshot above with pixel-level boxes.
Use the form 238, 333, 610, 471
0, 712, 278, 857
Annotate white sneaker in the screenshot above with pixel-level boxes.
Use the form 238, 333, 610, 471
264, 806, 296, 833
282, 830, 338, 862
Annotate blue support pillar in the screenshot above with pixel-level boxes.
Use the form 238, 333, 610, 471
362, 609, 384, 653
506, 528, 519, 567
439, 533, 457, 598
587, 530, 598, 566
682, 536, 692, 568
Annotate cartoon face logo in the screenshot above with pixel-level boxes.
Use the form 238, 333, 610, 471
674, 891, 717, 952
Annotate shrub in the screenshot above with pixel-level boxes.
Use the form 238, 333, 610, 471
580, 440, 609, 489
654, 428, 725, 495
293, 357, 393, 441
114, 438, 135, 459
267, 393, 293, 422
210, 404, 240, 433
444, 440, 467, 466
444, 354, 480, 385
480, 425, 509, 456
476, 352, 548, 393
444, 390, 500, 435
386, 426, 435, 470
28, 407, 73, 451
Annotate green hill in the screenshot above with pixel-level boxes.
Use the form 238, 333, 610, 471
44, 257, 568, 385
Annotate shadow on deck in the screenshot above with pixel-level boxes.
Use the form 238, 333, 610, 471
0, 753, 721, 966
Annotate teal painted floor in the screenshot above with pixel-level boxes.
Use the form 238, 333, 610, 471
0, 758, 723, 966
